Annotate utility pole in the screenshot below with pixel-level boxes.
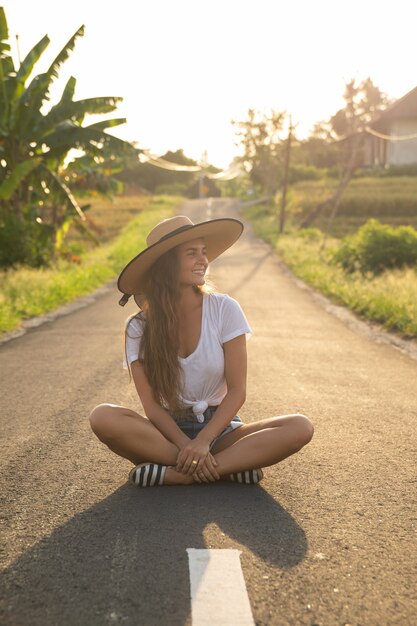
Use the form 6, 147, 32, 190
279, 116, 293, 233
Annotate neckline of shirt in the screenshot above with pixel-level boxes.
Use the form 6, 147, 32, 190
178, 293, 206, 362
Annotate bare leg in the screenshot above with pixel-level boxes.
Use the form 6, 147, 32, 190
90, 404, 193, 484
90, 406, 313, 485
210, 413, 314, 476
89, 404, 177, 463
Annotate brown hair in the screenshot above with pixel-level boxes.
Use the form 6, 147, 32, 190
125, 247, 212, 411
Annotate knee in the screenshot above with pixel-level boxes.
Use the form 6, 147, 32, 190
290, 413, 314, 450
89, 403, 118, 443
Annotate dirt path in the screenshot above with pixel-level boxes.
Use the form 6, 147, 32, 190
1, 198, 416, 625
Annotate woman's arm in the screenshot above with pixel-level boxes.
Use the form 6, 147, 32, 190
175, 334, 247, 478
130, 360, 190, 449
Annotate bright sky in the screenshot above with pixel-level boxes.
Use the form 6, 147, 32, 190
3, 0, 417, 168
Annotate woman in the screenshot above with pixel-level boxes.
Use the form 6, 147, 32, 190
90, 215, 314, 487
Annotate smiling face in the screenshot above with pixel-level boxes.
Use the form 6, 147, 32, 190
176, 237, 208, 287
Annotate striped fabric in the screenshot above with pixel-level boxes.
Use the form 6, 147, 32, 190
228, 469, 263, 484
129, 463, 167, 487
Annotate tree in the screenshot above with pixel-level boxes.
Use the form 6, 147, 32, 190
293, 122, 340, 169
232, 108, 286, 194
329, 77, 391, 139
0, 7, 137, 267
116, 149, 199, 193
299, 78, 391, 229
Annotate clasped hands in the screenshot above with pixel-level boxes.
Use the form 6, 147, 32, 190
175, 438, 220, 483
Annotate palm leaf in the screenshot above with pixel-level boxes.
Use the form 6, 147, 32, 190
46, 25, 85, 80
32, 76, 77, 136
0, 57, 7, 126
61, 76, 76, 102
72, 96, 122, 113
85, 118, 126, 131
5, 36, 50, 130
45, 124, 136, 155
0, 7, 13, 125
0, 54, 15, 83
0, 39, 9, 55
39, 166, 98, 247
40, 97, 123, 135
0, 157, 42, 200
0, 8, 9, 50
15, 35, 50, 87
13, 72, 49, 136
39, 164, 87, 221
15, 26, 85, 136
54, 218, 73, 252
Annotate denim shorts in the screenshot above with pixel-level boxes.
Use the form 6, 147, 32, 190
174, 406, 243, 450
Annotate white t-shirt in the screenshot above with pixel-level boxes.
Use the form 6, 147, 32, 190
124, 293, 252, 420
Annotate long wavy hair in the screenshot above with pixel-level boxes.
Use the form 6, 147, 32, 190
125, 246, 211, 411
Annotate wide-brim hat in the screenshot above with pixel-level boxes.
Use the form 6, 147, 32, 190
117, 215, 243, 306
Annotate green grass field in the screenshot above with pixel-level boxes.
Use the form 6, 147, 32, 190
0, 195, 181, 335
3, 178, 417, 340
288, 176, 417, 236
68, 192, 154, 249
243, 202, 417, 338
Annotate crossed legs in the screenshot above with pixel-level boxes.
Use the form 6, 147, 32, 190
89, 404, 314, 485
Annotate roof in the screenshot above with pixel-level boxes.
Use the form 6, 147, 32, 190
371, 86, 417, 131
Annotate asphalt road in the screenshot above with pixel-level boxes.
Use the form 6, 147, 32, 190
1, 198, 416, 626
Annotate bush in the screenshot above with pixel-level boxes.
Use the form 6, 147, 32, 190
332, 219, 417, 274
288, 164, 325, 183
355, 164, 417, 178
297, 227, 323, 241
0, 211, 54, 268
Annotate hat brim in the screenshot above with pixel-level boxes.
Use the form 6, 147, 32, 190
117, 218, 243, 297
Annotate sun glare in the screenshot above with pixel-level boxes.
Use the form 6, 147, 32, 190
3, 0, 416, 168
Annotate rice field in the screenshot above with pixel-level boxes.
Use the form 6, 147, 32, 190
287, 176, 417, 236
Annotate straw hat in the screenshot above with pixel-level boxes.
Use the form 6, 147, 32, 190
117, 215, 243, 306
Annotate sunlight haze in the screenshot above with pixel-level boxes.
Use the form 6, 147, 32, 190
4, 0, 416, 168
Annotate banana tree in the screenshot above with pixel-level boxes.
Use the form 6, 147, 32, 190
0, 6, 138, 267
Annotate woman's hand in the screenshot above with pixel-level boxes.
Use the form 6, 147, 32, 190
193, 453, 220, 483
176, 441, 220, 482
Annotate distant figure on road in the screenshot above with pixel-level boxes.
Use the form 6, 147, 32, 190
89, 215, 314, 486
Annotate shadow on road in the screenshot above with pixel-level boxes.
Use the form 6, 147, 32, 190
1, 483, 308, 626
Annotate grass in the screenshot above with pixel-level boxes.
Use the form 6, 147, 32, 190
289, 176, 417, 236
0, 195, 181, 335
243, 203, 417, 338
70, 192, 154, 247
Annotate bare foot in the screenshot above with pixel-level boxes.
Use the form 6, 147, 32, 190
164, 467, 195, 486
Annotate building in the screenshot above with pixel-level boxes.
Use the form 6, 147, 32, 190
363, 86, 417, 167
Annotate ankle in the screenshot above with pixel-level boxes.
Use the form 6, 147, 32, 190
164, 467, 194, 486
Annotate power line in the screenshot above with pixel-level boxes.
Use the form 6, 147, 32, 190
140, 150, 201, 172
364, 126, 417, 141
206, 164, 243, 181
139, 150, 242, 179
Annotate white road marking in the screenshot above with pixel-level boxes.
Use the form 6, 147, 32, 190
187, 548, 255, 626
